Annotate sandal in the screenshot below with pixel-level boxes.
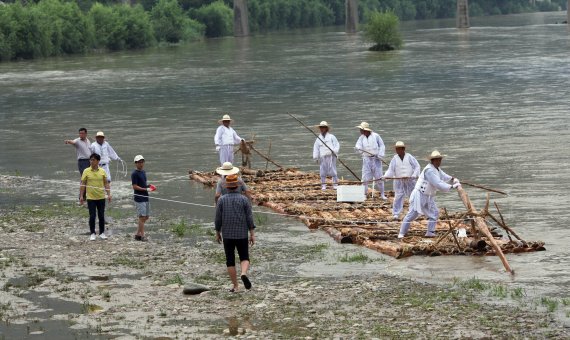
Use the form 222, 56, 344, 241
241, 275, 252, 290
228, 288, 237, 293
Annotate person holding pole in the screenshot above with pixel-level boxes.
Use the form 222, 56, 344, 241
354, 122, 386, 199
398, 150, 461, 239
313, 121, 340, 190
383, 141, 420, 220
214, 114, 244, 166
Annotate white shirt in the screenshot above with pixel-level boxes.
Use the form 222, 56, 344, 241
384, 153, 420, 178
414, 164, 452, 197
313, 133, 339, 159
355, 132, 385, 158
73, 137, 92, 160
214, 125, 242, 146
90, 141, 120, 164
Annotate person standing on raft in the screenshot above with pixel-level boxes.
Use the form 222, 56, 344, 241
354, 122, 386, 199
312, 121, 340, 190
214, 114, 244, 166
398, 151, 461, 239
383, 141, 420, 220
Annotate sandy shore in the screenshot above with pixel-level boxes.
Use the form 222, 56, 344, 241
0, 200, 569, 339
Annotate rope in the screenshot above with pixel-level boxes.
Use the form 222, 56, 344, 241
0, 174, 473, 225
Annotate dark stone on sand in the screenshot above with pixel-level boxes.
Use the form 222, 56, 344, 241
183, 283, 210, 295
89, 275, 110, 281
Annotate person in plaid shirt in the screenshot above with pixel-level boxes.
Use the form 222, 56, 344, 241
215, 174, 256, 292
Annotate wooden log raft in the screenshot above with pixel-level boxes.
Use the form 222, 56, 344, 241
188, 167, 544, 263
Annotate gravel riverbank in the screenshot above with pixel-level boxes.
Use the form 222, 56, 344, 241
0, 201, 569, 339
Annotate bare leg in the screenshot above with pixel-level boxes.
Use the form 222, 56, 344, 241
137, 216, 148, 236
227, 266, 238, 290
240, 260, 250, 276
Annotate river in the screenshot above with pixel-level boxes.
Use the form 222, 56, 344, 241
1, 12, 569, 297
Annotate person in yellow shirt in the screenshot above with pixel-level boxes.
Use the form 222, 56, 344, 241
80, 153, 111, 241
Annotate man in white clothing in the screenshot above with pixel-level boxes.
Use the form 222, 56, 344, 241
312, 121, 340, 190
398, 150, 461, 239
90, 131, 122, 183
383, 141, 420, 220
354, 122, 386, 199
214, 114, 243, 166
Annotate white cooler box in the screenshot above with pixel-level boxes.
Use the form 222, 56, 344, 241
336, 185, 365, 202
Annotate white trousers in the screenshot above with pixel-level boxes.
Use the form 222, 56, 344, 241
392, 179, 417, 216
361, 157, 384, 195
399, 191, 439, 235
219, 145, 234, 165
100, 163, 112, 182
319, 155, 338, 178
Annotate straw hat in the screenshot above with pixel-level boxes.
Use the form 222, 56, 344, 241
216, 162, 239, 176
394, 141, 406, 148
355, 122, 372, 131
427, 150, 446, 160
225, 174, 239, 188
96, 131, 105, 137
218, 114, 232, 123
134, 155, 144, 162
318, 121, 329, 128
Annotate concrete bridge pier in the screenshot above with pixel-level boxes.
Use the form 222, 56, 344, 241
457, 0, 470, 29
345, 0, 358, 33
234, 0, 249, 37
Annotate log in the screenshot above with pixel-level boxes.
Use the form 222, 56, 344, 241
457, 186, 514, 275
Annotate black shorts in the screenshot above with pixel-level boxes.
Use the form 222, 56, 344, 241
223, 238, 249, 267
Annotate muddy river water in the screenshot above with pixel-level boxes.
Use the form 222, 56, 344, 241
1, 12, 569, 300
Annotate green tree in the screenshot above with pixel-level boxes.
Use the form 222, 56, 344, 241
150, 0, 204, 43
192, 0, 232, 37
363, 11, 402, 51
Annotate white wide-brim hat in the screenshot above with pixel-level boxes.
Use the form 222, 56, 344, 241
218, 114, 232, 123
216, 162, 240, 175
394, 141, 406, 148
317, 121, 329, 128
134, 155, 144, 162
355, 122, 372, 131
96, 131, 105, 137
427, 150, 446, 160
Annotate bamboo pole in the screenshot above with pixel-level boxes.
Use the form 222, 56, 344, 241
248, 144, 283, 169
456, 186, 514, 275
356, 148, 390, 166
288, 112, 361, 181
265, 140, 272, 171
461, 181, 508, 196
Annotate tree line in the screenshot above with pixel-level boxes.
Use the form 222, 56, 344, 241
0, 0, 567, 61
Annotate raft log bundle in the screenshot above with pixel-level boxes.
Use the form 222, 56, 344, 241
189, 168, 545, 260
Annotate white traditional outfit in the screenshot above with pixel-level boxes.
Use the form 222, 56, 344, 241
90, 139, 121, 182
354, 123, 385, 198
214, 115, 242, 165
398, 157, 456, 238
313, 129, 339, 190
384, 152, 420, 218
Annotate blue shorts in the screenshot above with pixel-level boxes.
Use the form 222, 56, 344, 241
135, 201, 150, 217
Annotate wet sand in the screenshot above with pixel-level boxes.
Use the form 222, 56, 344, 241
1, 199, 569, 339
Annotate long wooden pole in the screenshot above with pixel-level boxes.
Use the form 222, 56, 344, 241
249, 144, 283, 169
265, 140, 272, 171
288, 113, 361, 181
461, 181, 508, 196
456, 186, 514, 275
356, 148, 390, 166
